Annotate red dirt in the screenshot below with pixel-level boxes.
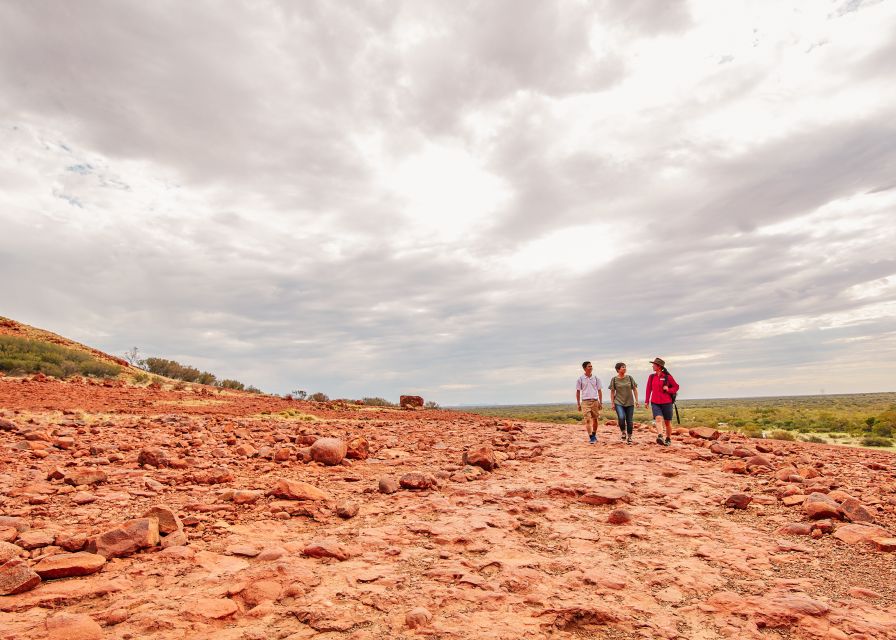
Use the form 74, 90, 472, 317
1, 375, 895, 640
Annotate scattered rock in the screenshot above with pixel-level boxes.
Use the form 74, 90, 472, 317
137, 447, 170, 468
406, 606, 433, 628
378, 476, 400, 494
0, 541, 24, 563
309, 437, 347, 466
45, 613, 103, 640
580, 486, 627, 505
190, 597, 238, 619
725, 493, 752, 509
607, 509, 632, 524
839, 498, 875, 524
303, 539, 351, 561
336, 501, 359, 519
17, 529, 56, 550
271, 479, 330, 501
345, 436, 369, 460
833, 523, 890, 545
142, 505, 183, 534
88, 517, 160, 558
462, 445, 498, 471
0, 559, 41, 595
63, 468, 107, 486
400, 472, 436, 490
690, 427, 720, 440
803, 493, 842, 520
34, 552, 106, 579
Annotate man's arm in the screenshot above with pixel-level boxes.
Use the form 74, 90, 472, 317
576, 389, 581, 410
598, 388, 603, 407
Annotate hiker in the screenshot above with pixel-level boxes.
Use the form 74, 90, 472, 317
609, 362, 638, 445
576, 361, 603, 444
644, 357, 679, 446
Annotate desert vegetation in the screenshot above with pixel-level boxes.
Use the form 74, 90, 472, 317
125, 350, 261, 393
465, 393, 896, 449
0, 335, 121, 379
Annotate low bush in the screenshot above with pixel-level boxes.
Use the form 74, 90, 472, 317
861, 436, 894, 447
0, 335, 120, 379
362, 397, 396, 407
739, 425, 764, 439
309, 392, 330, 402
801, 435, 826, 444
767, 429, 796, 441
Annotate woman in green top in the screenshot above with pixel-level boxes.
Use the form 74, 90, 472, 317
609, 362, 639, 445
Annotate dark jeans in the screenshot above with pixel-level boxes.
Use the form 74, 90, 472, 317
615, 404, 634, 435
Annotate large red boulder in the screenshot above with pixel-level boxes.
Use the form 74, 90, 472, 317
310, 438, 347, 465
400, 395, 424, 409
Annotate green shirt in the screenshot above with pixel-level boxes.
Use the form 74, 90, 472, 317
609, 375, 637, 407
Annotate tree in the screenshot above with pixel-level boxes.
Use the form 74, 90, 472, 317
122, 347, 146, 369
292, 389, 308, 400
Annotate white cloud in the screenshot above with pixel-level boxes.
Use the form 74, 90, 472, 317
1, 0, 895, 403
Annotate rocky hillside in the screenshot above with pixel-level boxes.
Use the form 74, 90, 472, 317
1, 373, 895, 639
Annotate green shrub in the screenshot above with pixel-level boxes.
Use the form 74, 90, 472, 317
872, 423, 893, 438
309, 392, 329, 402
217, 379, 245, 391
801, 435, 826, 444
0, 335, 120, 379
133, 372, 150, 384
362, 397, 396, 407
861, 436, 894, 447
768, 429, 796, 441
740, 425, 764, 439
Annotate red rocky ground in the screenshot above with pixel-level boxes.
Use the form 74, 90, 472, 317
1, 375, 895, 639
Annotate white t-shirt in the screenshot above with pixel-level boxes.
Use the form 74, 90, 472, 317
576, 374, 603, 400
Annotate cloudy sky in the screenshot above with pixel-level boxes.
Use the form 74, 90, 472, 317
2, 0, 895, 404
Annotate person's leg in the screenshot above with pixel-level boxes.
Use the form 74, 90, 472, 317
624, 405, 635, 437
652, 403, 664, 444
583, 401, 597, 441
615, 404, 626, 439
661, 404, 674, 444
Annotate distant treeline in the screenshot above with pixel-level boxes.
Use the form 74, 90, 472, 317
127, 350, 260, 393
0, 335, 121, 379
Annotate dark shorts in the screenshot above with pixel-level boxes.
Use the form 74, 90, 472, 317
651, 402, 674, 421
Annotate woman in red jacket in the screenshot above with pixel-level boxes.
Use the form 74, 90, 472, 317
643, 357, 680, 446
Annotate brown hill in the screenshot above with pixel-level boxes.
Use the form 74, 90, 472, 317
0, 316, 131, 369
0, 330, 895, 638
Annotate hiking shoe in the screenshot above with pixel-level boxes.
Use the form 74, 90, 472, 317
589, 434, 597, 444
656, 434, 665, 446
664, 437, 671, 447
626, 436, 632, 445
620, 432, 626, 442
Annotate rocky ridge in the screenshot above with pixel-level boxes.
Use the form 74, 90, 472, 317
1, 375, 895, 639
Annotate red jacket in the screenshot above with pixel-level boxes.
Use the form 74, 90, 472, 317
645, 372, 679, 404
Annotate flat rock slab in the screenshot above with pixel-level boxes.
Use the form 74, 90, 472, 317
46, 612, 103, 640
34, 552, 106, 579
0, 561, 41, 595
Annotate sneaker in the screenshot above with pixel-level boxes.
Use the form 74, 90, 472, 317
589, 434, 597, 444
620, 432, 626, 442
664, 437, 671, 446
626, 436, 632, 445
656, 434, 665, 446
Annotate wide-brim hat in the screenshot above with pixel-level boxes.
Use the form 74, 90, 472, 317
650, 357, 665, 367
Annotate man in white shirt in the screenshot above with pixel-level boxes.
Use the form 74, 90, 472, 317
576, 361, 603, 444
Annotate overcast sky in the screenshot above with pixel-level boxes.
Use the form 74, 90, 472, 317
2, 0, 895, 404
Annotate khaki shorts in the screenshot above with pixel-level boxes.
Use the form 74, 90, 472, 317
581, 399, 601, 421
